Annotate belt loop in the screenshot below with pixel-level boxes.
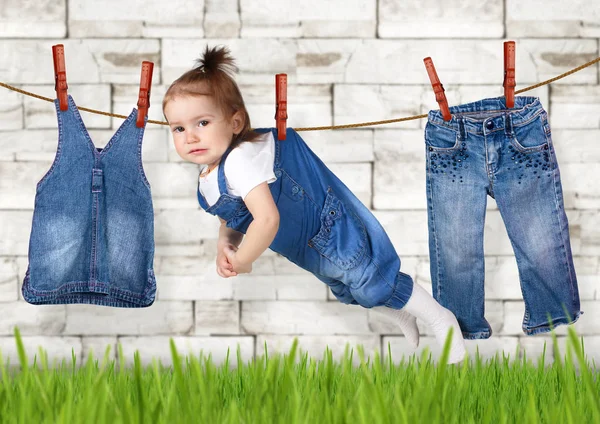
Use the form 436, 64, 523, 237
505, 113, 513, 136
458, 117, 466, 140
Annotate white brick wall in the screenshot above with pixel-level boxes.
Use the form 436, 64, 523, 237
0, 0, 598, 367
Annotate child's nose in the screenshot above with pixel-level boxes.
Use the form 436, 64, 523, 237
186, 132, 200, 144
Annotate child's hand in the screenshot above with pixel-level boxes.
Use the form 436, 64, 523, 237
216, 243, 238, 278
223, 246, 253, 274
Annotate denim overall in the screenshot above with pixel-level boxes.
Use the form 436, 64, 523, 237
425, 96, 581, 338
197, 128, 414, 309
22, 95, 157, 307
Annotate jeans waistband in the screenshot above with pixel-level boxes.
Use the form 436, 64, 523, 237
427, 96, 545, 136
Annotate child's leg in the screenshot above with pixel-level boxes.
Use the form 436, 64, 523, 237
401, 282, 466, 364
373, 306, 420, 349
324, 276, 420, 349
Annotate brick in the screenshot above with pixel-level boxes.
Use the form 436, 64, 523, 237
256, 335, 380, 366
241, 301, 371, 335
383, 336, 522, 363
0, 163, 48, 209
334, 40, 598, 85
507, 0, 600, 38
69, 0, 204, 38
243, 84, 332, 129
0, 40, 160, 84
550, 86, 600, 129
22, 84, 111, 129
372, 210, 429, 256
82, 337, 118, 362
64, 301, 193, 335
485, 257, 523, 300
561, 164, 600, 209
299, 130, 374, 164
204, 0, 240, 38
240, 0, 376, 38
162, 39, 297, 86
327, 163, 371, 207
0, 336, 81, 368
154, 205, 219, 247
569, 211, 600, 256
111, 84, 167, 129
296, 40, 364, 84
195, 301, 240, 335
233, 274, 328, 301
516, 336, 555, 364
574, 257, 599, 300
0, 0, 66, 38
553, 335, 600, 368
0, 88, 23, 133
334, 85, 422, 129
378, 0, 503, 38
552, 130, 600, 163
0, 302, 66, 335
0, 258, 19, 302
116, 336, 254, 367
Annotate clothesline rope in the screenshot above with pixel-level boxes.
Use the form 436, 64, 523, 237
1, 56, 599, 131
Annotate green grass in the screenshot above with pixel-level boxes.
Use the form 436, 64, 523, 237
0, 327, 598, 423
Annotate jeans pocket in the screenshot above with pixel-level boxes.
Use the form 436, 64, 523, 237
509, 113, 549, 153
425, 121, 460, 152
308, 187, 368, 270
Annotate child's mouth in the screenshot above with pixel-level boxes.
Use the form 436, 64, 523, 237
189, 149, 206, 155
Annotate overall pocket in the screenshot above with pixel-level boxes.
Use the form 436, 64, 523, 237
308, 187, 368, 270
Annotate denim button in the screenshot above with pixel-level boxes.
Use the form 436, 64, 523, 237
544, 145, 549, 150
275, 169, 282, 177
486, 121, 494, 130
292, 186, 299, 194
428, 146, 433, 151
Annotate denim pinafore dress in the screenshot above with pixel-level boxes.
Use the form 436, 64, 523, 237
197, 128, 414, 309
22, 95, 157, 307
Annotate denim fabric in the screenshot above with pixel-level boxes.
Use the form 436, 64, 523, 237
197, 128, 414, 309
425, 96, 581, 339
22, 95, 156, 307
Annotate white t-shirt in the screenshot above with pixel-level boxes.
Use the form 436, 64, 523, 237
198, 131, 277, 207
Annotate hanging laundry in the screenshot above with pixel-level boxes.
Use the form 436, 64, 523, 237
423, 95, 581, 339
22, 95, 157, 307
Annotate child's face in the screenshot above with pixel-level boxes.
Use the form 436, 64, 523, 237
164, 95, 243, 167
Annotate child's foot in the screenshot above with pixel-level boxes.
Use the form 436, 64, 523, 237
429, 307, 466, 364
401, 282, 467, 364
373, 306, 420, 349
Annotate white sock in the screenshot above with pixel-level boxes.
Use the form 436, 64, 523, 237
401, 283, 466, 364
373, 306, 420, 349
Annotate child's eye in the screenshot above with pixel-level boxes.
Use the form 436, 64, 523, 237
173, 126, 184, 133
198, 120, 209, 127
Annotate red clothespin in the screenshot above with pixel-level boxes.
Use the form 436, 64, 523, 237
52, 44, 68, 111
503, 41, 516, 109
137, 61, 154, 128
275, 74, 287, 140
424, 57, 451, 121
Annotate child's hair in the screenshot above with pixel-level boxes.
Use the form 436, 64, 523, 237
162, 45, 262, 148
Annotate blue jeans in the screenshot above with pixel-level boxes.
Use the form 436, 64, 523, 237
425, 96, 581, 339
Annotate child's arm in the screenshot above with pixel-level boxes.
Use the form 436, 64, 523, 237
217, 216, 243, 249
216, 217, 243, 278
226, 182, 279, 272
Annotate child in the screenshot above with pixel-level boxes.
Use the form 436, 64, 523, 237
162, 45, 467, 363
